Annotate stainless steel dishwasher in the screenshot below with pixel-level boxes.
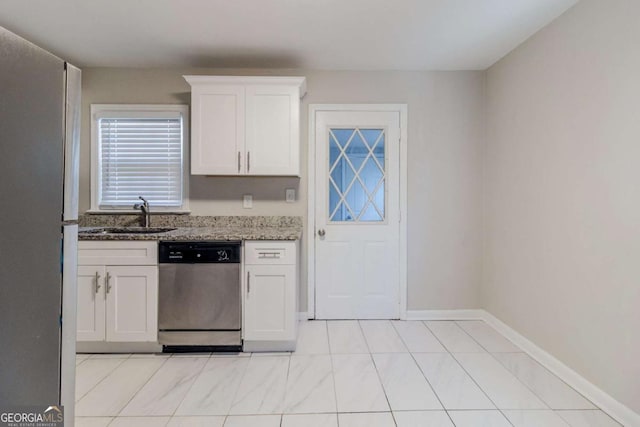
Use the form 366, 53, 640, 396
158, 241, 242, 352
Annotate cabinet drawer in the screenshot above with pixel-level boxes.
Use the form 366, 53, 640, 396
78, 241, 158, 266
244, 241, 296, 265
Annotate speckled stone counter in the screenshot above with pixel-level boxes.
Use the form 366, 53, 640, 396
78, 215, 302, 241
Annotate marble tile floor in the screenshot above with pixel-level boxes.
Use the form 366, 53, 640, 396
75, 320, 621, 427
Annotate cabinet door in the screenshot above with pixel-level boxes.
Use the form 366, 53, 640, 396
191, 84, 245, 175
77, 266, 106, 341
245, 85, 300, 176
244, 264, 296, 341
105, 266, 158, 342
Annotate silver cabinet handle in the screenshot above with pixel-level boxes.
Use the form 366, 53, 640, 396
237, 151, 241, 173
318, 229, 326, 237
105, 272, 112, 296
94, 272, 101, 294
247, 151, 251, 173
247, 271, 251, 295
258, 252, 281, 259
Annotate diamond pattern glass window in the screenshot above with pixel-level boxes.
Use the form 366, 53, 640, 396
328, 128, 385, 222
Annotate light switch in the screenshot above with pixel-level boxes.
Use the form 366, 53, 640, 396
243, 194, 253, 208
285, 188, 295, 203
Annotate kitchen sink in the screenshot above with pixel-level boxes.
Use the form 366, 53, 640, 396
82, 227, 177, 234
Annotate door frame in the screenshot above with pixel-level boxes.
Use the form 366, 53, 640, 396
307, 104, 408, 320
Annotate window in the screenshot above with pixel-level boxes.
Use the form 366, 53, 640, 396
91, 104, 189, 212
329, 128, 386, 222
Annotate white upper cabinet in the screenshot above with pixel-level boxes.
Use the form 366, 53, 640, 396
245, 85, 300, 175
190, 84, 245, 175
185, 76, 306, 176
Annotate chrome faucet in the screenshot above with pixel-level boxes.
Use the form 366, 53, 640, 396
133, 196, 151, 228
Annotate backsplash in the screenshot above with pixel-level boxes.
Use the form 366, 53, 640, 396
79, 214, 303, 228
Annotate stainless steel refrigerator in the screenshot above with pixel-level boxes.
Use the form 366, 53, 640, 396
0, 26, 81, 423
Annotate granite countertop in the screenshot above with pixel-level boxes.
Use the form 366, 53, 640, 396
78, 225, 301, 241
77, 215, 303, 241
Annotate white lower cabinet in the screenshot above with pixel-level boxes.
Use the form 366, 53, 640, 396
77, 265, 106, 341
105, 266, 158, 342
243, 240, 298, 351
77, 242, 158, 343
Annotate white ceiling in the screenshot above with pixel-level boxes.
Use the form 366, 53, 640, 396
0, 0, 578, 70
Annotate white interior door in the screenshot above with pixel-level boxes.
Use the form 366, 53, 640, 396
315, 110, 400, 319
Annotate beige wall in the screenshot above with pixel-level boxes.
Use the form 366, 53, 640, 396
80, 68, 485, 311
484, 0, 640, 414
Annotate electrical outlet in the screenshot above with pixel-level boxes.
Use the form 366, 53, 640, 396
285, 188, 295, 203
243, 194, 253, 208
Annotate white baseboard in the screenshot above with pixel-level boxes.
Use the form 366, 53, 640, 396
300, 307, 639, 424
404, 308, 638, 426
298, 312, 310, 321
77, 341, 162, 353
481, 311, 639, 427
405, 309, 485, 321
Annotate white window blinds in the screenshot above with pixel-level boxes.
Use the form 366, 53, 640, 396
98, 114, 184, 208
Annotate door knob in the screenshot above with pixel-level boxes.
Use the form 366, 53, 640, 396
318, 229, 326, 237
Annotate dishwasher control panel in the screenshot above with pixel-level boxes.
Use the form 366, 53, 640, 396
159, 241, 241, 263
